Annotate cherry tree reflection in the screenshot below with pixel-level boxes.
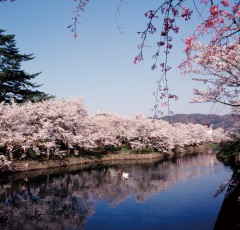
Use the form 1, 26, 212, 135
0, 153, 221, 229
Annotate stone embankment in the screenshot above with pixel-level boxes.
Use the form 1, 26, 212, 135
2, 143, 211, 174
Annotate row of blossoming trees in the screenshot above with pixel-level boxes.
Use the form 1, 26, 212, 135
0, 98, 227, 164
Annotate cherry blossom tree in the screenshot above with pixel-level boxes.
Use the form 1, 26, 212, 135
1, 0, 239, 115
134, 0, 240, 116
0, 98, 227, 162
180, 40, 240, 107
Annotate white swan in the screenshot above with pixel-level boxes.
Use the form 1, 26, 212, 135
207, 124, 213, 136
122, 172, 129, 179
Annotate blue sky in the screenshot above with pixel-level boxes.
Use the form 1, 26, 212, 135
0, 0, 230, 116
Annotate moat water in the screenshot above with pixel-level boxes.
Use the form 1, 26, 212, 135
0, 152, 233, 230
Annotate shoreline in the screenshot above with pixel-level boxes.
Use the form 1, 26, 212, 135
2, 143, 212, 174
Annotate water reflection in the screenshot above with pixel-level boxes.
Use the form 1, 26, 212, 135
0, 152, 231, 230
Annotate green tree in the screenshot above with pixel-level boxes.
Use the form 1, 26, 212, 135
0, 29, 54, 103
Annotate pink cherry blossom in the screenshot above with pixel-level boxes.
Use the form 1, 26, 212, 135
0, 98, 229, 161
221, 0, 230, 7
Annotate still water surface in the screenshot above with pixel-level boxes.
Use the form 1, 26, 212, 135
0, 152, 233, 230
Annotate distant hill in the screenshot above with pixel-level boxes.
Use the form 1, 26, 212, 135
161, 114, 238, 130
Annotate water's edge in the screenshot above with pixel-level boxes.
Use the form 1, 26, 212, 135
3, 143, 211, 174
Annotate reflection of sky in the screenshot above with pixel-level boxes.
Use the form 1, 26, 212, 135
87, 159, 232, 230
0, 153, 233, 230
0, 1, 230, 116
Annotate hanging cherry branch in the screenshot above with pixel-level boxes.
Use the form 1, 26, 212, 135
134, 0, 240, 115
2, 0, 239, 115
68, 0, 90, 39
134, 0, 192, 118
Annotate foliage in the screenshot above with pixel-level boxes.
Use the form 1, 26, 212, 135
0, 98, 228, 161
211, 142, 219, 150
216, 107, 240, 164
0, 29, 54, 103
217, 139, 240, 163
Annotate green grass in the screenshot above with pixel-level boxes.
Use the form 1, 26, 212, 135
217, 139, 240, 164
211, 142, 219, 150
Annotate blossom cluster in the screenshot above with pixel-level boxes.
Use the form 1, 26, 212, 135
226, 107, 240, 139
133, 1, 240, 116
180, 39, 240, 106
0, 98, 227, 161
